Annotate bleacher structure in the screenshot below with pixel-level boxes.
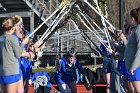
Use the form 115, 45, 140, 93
0, 0, 111, 68
0, 0, 111, 57
23, 0, 106, 55
0, 2, 107, 71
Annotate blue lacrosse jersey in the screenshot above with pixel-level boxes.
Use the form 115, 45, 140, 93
100, 38, 112, 73
100, 39, 110, 55
18, 57, 32, 80
54, 57, 83, 85
117, 60, 127, 76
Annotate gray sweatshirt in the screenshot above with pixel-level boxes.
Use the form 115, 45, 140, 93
124, 24, 140, 70
0, 34, 24, 76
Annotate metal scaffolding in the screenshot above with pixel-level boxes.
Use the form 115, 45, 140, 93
0, 0, 111, 56
23, 0, 106, 56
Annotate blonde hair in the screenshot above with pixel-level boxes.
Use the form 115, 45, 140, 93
2, 18, 14, 31
12, 15, 23, 25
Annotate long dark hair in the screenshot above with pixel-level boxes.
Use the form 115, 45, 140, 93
130, 8, 138, 22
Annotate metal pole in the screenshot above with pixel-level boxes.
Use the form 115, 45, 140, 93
83, 0, 116, 30
119, 0, 124, 30
39, 5, 67, 42
40, 6, 70, 43
61, 35, 63, 57
30, 12, 34, 32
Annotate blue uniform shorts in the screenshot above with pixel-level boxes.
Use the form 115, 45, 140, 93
130, 68, 140, 81
103, 57, 113, 73
0, 74, 21, 84
117, 60, 127, 76
104, 68, 112, 73
0, 61, 22, 84
126, 68, 140, 81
